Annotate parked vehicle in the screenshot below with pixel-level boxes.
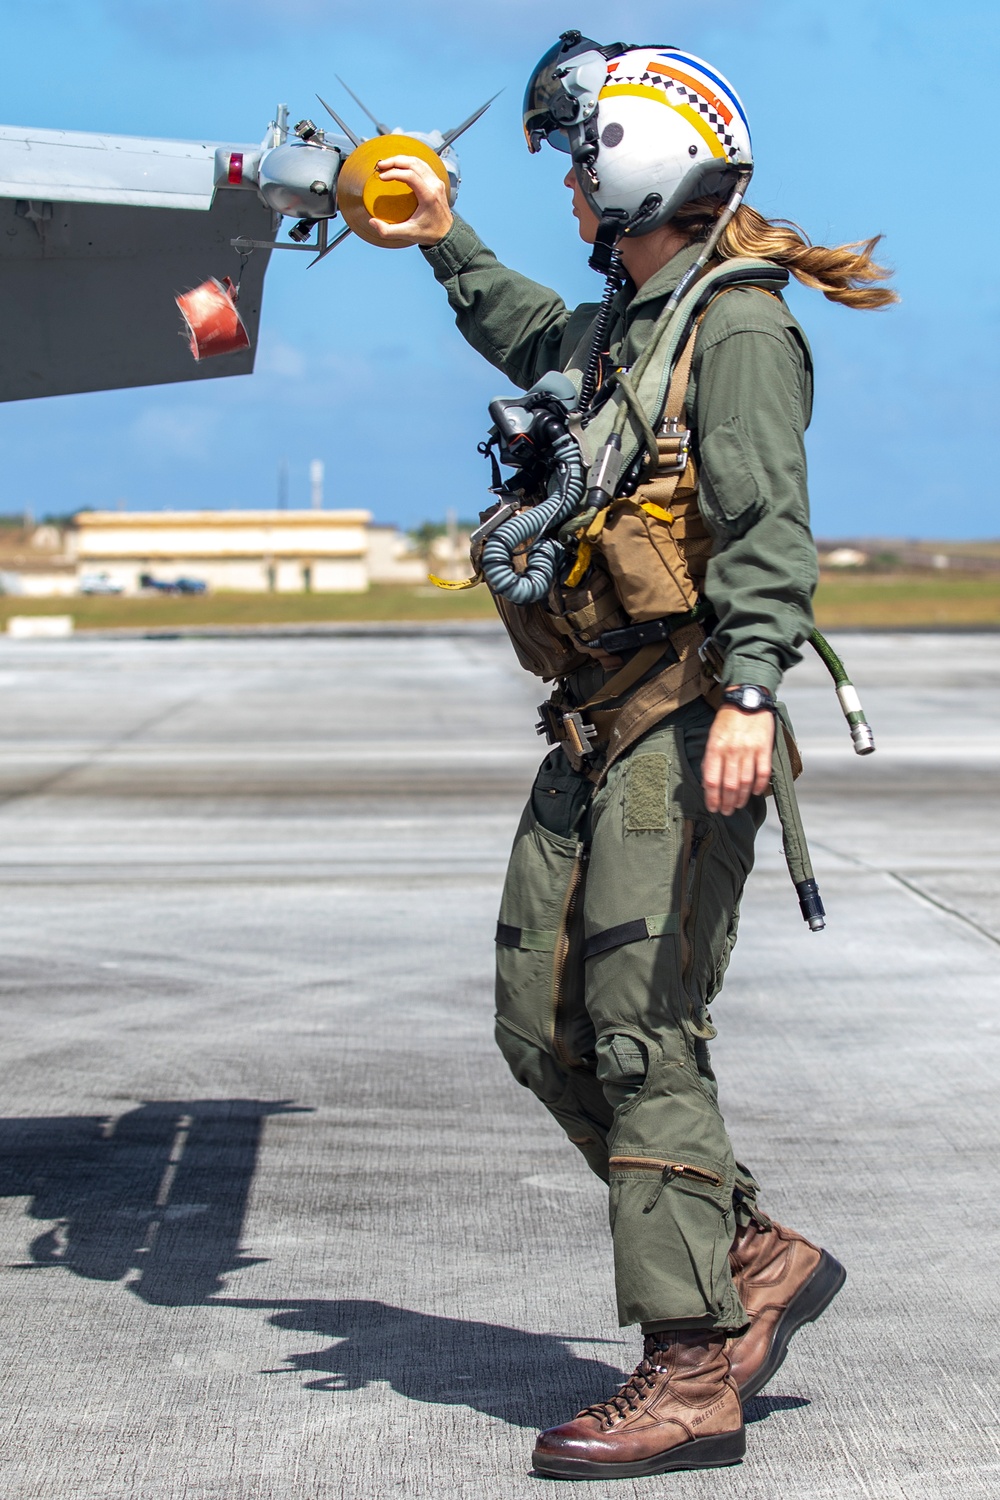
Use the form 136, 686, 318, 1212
138, 573, 208, 595
79, 572, 124, 595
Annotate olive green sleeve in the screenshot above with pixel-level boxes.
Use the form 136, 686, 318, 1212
421, 216, 588, 390
692, 295, 819, 696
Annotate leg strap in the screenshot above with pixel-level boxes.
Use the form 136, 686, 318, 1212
584, 911, 679, 960
495, 922, 560, 952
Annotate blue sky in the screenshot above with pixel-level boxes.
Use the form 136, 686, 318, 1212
0, 0, 996, 538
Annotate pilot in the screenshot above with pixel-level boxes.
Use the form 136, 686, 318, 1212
369, 34, 896, 1480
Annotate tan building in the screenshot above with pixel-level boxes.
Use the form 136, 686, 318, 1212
73, 508, 371, 594
0, 523, 77, 597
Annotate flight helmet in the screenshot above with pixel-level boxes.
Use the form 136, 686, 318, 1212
523, 32, 753, 239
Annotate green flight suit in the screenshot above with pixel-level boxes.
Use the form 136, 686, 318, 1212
422, 218, 819, 1332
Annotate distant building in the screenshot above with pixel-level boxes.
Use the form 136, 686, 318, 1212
0, 522, 77, 596
73, 509, 371, 593
819, 547, 869, 569
366, 526, 428, 585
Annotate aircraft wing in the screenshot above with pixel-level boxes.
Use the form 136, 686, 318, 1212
0, 125, 276, 402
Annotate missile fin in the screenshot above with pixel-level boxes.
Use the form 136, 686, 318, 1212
316, 95, 362, 148
336, 77, 391, 136
439, 91, 502, 150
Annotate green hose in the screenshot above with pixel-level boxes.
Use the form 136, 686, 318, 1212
809, 628, 876, 755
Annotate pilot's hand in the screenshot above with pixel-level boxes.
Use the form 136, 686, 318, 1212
702, 706, 774, 816
368, 155, 453, 247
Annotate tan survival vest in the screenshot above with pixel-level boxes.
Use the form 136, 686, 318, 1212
486, 308, 722, 779
469, 266, 788, 780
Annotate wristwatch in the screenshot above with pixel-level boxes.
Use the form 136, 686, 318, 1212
721, 684, 776, 714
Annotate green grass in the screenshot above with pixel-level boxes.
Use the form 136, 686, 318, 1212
0, 584, 499, 630
1, 572, 998, 632
813, 571, 1000, 628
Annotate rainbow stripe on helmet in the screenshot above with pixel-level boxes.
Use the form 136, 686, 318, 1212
601, 48, 751, 162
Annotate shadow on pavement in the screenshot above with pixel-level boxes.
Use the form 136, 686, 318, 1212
0, 1111, 807, 1433
744, 1393, 811, 1423
0, 1100, 304, 1305
245, 1298, 631, 1430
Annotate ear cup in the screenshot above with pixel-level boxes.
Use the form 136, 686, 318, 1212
337, 134, 450, 247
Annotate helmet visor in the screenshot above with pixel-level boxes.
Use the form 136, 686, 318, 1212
523, 34, 607, 152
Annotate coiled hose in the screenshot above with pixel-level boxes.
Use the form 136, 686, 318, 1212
480, 432, 586, 604
578, 250, 624, 417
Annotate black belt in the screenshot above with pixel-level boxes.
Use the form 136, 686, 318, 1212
594, 606, 706, 656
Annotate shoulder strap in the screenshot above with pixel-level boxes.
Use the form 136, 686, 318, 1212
581, 258, 789, 480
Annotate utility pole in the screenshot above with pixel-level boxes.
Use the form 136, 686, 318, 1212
310, 459, 324, 510
277, 457, 289, 510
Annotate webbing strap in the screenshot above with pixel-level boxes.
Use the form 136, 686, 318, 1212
664, 322, 699, 426
578, 641, 669, 712
577, 259, 790, 480
584, 911, 680, 960
495, 922, 560, 953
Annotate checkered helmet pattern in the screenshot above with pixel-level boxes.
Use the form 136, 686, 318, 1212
579, 46, 753, 233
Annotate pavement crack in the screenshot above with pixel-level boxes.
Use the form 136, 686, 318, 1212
0, 694, 204, 813
806, 835, 1000, 948
884, 872, 1000, 949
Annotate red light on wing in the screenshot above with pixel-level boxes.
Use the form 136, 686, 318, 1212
227, 152, 244, 185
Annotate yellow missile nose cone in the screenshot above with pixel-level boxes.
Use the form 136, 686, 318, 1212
337, 133, 450, 247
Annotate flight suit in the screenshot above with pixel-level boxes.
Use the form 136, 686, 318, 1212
422, 220, 818, 1332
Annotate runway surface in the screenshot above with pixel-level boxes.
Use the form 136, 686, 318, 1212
0, 628, 997, 1499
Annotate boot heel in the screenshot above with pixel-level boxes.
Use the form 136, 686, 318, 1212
678, 1426, 747, 1469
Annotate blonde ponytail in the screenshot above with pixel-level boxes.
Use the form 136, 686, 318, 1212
672, 198, 899, 310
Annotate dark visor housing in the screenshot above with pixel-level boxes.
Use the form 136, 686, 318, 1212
522, 31, 626, 153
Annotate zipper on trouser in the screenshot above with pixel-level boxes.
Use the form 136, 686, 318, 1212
609, 1155, 724, 1212
551, 844, 587, 1069
681, 822, 711, 978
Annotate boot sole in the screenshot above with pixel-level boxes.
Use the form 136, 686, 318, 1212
531, 1427, 745, 1480
739, 1250, 847, 1402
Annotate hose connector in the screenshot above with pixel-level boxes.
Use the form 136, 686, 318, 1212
835, 682, 876, 756
795, 877, 827, 932
809, 629, 877, 756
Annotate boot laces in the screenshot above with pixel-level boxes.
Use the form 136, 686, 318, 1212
580, 1348, 666, 1428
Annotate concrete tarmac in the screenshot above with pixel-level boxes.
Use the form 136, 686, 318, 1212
0, 629, 997, 1499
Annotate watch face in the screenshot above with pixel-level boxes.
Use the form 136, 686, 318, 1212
743, 687, 765, 709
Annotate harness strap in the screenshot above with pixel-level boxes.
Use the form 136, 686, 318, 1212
578, 640, 671, 711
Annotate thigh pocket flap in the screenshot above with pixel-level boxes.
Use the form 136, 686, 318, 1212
495, 814, 585, 1057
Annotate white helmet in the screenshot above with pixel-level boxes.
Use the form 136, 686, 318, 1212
523, 32, 753, 239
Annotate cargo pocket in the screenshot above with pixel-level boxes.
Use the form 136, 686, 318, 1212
495, 799, 589, 1068
698, 414, 764, 538
608, 1147, 741, 1329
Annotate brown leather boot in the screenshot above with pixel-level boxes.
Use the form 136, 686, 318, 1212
531, 1332, 745, 1479
727, 1218, 846, 1400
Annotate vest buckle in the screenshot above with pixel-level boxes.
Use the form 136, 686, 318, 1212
657, 417, 691, 475
536, 701, 599, 759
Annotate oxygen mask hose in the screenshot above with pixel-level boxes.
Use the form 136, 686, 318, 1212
809, 628, 876, 755
579, 250, 625, 418
480, 432, 587, 604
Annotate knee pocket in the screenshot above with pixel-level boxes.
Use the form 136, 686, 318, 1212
494, 1018, 565, 1107
596, 1032, 649, 1111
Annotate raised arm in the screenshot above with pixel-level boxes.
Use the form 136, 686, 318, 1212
370, 154, 583, 390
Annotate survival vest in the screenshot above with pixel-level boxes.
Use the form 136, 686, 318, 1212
479, 258, 790, 779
